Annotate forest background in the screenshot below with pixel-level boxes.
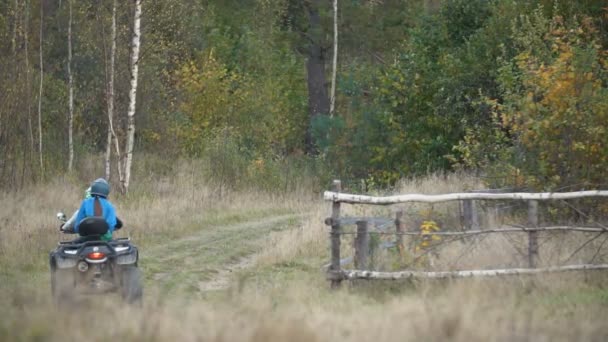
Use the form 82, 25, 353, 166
1, 0, 607, 194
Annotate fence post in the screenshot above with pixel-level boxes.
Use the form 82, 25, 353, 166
329, 180, 342, 288
528, 200, 539, 268
355, 220, 369, 269
463, 199, 480, 230
472, 200, 479, 230
395, 211, 405, 257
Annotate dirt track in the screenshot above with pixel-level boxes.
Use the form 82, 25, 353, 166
143, 214, 303, 295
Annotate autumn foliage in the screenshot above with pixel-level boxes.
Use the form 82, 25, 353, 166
457, 12, 608, 190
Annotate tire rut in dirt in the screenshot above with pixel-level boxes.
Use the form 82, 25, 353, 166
144, 214, 302, 294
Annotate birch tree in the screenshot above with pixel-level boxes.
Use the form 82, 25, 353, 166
67, 0, 74, 172
12, 0, 19, 55
122, 0, 142, 193
37, 0, 43, 177
25, 0, 34, 166
104, 0, 122, 182
329, 0, 338, 117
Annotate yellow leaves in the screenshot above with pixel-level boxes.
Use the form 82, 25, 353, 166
246, 157, 266, 176
498, 17, 608, 188
470, 19, 607, 182
557, 49, 573, 63
500, 112, 513, 128
140, 129, 161, 144
600, 57, 608, 70
174, 53, 254, 153
572, 141, 587, 152
526, 91, 534, 101
392, 81, 404, 91
420, 220, 440, 233
414, 220, 441, 253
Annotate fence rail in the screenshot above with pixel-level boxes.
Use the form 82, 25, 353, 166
340, 264, 608, 280
324, 190, 608, 204
324, 180, 608, 288
331, 226, 608, 235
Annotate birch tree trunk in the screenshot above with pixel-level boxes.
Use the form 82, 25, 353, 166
104, 121, 112, 179
12, 0, 19, 55
329, 0, 338, 117
25, 0, 34, 166
67, 0, 74, 172
102, 2, 111, 179
104, 0, 122, 182
123, 0, 142, 193
37, 0, 43, 177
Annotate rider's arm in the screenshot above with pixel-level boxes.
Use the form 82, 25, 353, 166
105, 202, 117, 232
62, 210, 79, 231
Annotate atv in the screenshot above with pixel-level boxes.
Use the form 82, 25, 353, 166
49, 213, 143, 305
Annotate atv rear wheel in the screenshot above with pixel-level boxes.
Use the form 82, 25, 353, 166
120, 266, 143, 304
51, 268, 75, 305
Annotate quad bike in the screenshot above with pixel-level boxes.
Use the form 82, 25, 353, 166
49, 213, 143, 305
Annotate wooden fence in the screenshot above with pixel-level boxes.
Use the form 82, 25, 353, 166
324, 180, 608, 288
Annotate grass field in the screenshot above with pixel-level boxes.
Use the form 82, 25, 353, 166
1, 171, 608, 341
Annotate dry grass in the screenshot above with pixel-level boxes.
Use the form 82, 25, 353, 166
2, 170, 608, 341
0, 160, 312, 272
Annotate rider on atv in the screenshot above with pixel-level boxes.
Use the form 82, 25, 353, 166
62, 178, 121, 241
51, 178, 141, 304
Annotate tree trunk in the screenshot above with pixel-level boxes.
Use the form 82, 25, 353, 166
123, 0, 142, 193
104, 0, 122, 182
67, 0, 74, 172
110, 0, 123, 183
12, 0, 19, 55
304, 0, 329, 155
104, 126, 112, 179
329, 0, 338, 117
25, 0, 34, 173
37, 0, 43, 178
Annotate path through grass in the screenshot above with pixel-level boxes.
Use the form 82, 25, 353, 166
143, 213, 304, 297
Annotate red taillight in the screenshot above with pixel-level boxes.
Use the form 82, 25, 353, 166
87, 252, 106, 260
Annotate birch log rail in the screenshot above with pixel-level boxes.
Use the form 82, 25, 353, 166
341, 264, 608, 280
324, 180, 608, 287
324, 190, 608, 204
333, 226, 608, 236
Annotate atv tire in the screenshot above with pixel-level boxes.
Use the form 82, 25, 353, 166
120, 266, 143, 305
51, 268, 75, 305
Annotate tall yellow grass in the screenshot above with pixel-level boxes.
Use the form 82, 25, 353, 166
2, 170, 608, 341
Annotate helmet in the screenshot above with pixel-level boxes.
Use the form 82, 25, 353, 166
90, 178, 110, 198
